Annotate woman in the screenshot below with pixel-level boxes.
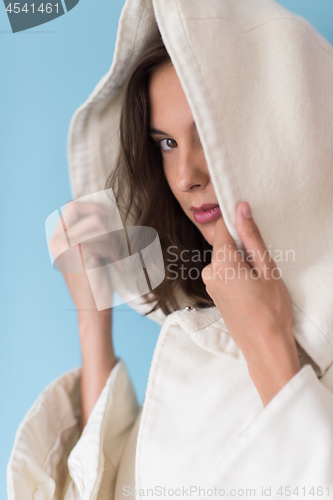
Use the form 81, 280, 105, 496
8, 0, 333, 498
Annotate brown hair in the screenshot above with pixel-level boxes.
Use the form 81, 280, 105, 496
106, 34, 214, 316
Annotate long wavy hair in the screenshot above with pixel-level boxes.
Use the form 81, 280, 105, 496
106, 33, 214, 316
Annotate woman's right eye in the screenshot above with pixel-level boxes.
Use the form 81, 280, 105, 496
156, 138, 178, 152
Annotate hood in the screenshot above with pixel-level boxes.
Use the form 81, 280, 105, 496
67, 0, 333, 377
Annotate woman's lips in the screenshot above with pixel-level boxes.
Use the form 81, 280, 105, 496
193, 205, 222, 224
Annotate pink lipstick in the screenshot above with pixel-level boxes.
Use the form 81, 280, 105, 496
190, 204, 222, 224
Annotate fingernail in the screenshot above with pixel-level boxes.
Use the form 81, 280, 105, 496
242, 202, 252, 218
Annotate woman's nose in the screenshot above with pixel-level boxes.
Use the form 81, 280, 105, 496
175, 146, 210, 192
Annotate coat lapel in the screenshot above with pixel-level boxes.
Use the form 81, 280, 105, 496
135, 308, 263, 496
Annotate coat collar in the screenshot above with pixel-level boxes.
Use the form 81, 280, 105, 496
170, 305, 321, 375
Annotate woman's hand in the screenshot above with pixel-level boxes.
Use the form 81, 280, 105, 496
201, 202, 301, 407
49, 201, 117, 433
49, 200, 116, 311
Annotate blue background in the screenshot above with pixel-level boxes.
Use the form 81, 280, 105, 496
1, 0, 332, 498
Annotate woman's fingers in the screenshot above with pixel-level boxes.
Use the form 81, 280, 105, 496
50, 201, 111, 255
63, 213, 110, 245
48, 201, 120, 313
61, 201, 110, 228
203, 202, 276, 288
211, 217, 237, 263
236, 202, 276, 274
202, 217, 245, 286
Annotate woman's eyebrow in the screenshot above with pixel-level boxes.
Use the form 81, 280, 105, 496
150, 121, 196, 136
150, 127, 167, 135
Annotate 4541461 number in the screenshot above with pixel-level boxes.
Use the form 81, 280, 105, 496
5, 3, 59, 14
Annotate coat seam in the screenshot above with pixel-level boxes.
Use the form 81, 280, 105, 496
292, 302, 333, 350
183, 16, 333, 59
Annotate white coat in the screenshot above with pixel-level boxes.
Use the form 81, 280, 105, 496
7, 0, 333, 498
7, 306, 333, 499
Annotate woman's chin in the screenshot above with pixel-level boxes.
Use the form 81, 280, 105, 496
200, 216, 224, 246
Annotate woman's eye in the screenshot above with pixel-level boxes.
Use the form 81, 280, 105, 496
157, 138, 178, 152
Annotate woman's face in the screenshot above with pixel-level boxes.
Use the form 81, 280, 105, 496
149, 63, 223, 246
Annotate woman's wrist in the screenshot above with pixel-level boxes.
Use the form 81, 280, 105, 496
78, 309, 116, 370
78, 309, 116, 434
78, 308, 111, 332
244, 332, 301, 407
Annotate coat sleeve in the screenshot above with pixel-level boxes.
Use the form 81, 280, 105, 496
200, 363, 333, 498
7, 358, 140, 500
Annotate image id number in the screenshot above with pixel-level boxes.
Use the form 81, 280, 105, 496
6, 3, 59, 14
